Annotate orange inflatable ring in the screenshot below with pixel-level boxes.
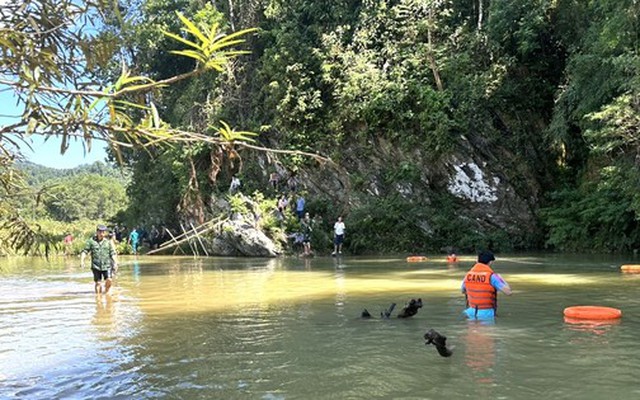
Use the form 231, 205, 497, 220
406, 256, 428, 263
620, 265, 640, 273
563, 306, 622, 320
446, 256, 458, 263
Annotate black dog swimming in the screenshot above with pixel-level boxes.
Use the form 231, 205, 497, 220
361, 299, 423, 319
397, 298, 422, 318
424, 329, 453, 357
361, 303, 396, 319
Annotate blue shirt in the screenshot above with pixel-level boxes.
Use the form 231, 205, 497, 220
129, 230, 139, 243
296, 197, 305, 211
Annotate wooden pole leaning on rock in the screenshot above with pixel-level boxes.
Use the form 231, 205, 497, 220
190, 221, 209, 256
164, 228, 186, 256
180, 222, 198, 257
146, 218, 223, 256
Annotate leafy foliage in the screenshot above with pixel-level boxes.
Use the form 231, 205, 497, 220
111, 0, 640, 253
5, 0, 640, 254
42, 174, 128, 222
542, 173, 640, 252
0, 1, 262, 253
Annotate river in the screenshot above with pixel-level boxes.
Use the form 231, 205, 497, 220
1, 254, 639, 399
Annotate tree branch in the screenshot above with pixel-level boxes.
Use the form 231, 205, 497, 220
0, 121, 28, 135
0, 69, 201, 100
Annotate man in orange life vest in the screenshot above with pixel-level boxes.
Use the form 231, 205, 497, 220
462, 251, 512, 320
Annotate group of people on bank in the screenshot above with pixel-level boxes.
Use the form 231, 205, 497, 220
111, 224, 171, 254
290, 212, 346, 257
225, 167, 348, 257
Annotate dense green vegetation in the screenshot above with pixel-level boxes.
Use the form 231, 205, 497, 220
96, 0, 638, 254
15, 161, 129, 221
2, 0, 639, 255
0, 162, 129, 255
0, 0, 261, 255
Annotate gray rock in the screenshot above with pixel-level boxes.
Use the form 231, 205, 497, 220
208, 220, 280, 257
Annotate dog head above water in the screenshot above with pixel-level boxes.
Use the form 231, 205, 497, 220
397, 298, 423, 318
424, 329, 453, 357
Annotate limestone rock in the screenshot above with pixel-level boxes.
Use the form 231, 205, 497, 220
208, 220, 280, 257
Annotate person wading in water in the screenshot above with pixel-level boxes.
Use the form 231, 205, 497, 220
81, 225, 118, 294
461, 251, 512, 320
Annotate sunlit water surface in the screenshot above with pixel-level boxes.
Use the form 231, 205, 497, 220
1, 254, 640, 399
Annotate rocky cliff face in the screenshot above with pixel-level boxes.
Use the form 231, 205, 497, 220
441, 155, 539, 242
287, 136, 542, 251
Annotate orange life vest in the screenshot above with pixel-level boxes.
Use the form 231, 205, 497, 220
464, 263, 497, 311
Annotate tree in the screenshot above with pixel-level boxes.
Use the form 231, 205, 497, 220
540, 0, 640, 251
43, 174, 128, 222
0, 0, 258, 252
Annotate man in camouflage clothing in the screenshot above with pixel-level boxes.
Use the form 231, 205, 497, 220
81, 225, 118, 294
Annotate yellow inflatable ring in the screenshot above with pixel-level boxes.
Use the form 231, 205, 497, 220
563, 306, 622, 320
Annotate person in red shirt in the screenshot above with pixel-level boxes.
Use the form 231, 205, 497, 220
63, 233, 74, 256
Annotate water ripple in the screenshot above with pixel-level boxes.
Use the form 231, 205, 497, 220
2, 255, 640, 399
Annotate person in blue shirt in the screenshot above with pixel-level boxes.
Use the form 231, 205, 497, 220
296, 195, 306, 220
128, 227, 140, 255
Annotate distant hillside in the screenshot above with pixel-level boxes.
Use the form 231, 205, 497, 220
16, 161, 131, 187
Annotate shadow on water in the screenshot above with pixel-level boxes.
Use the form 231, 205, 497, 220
2, 254, 640, 399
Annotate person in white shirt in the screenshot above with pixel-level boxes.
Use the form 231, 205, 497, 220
229, 175, 241, 194
332, 216, 346, 256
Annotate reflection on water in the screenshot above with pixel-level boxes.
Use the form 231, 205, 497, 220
2, 254, 640, 399
563, 317, 621, 335
462, 320, 498, 388
132, 259, 141, 283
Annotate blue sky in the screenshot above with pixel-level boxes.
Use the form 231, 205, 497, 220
1, 89, 108, 169
0, 2, 109, 169
23, 136, 108, 169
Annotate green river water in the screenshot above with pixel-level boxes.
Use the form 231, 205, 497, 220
1, 254, 639, 399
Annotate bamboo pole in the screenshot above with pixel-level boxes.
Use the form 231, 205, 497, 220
156, 218, 217, 245
165, 228, 186, 255
190, 222, 209, 256
146, 220, 221, 255
180, 222, 198, 257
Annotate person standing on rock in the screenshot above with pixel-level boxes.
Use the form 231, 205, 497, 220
301, 212, 313, 256
287, 172, 297, 192
269, 171, 279, 192
296, 194, 306, 220
277, 194, 289, 220
229, 174, 241, 194
332, 216, 346, 256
